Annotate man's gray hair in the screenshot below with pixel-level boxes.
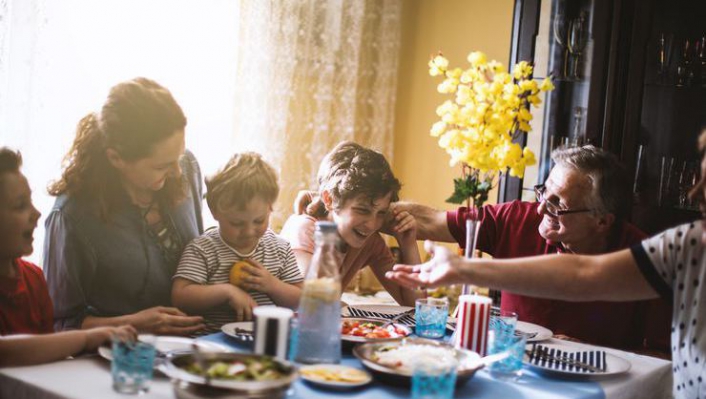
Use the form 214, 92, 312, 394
551, 145, 631, 221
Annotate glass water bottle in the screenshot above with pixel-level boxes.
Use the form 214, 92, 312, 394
292, 221, 342, 364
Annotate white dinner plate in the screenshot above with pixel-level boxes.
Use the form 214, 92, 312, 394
516, 321, 553, 342
299, 364, 372, 389
221, 321, 255, 344
98, 335, 231, 363
523, 341, 631, 379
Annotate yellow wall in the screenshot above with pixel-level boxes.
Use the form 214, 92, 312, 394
393, 0, 515, 210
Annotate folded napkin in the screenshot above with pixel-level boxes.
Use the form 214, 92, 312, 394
345, 307, 416, 326
527, 344, 607, 373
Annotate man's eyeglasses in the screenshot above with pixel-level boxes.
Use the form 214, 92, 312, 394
533, 184, 595, 217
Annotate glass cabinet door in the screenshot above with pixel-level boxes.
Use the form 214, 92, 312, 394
516, 0, 606, 201
507, 0, 704, 232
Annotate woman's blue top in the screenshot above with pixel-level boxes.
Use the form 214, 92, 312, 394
43, 151, 204, 330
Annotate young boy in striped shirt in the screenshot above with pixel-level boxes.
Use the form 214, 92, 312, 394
172, 152, 302, 334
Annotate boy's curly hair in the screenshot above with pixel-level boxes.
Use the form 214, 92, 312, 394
312, 141, 400, 216
206, 152, 279, 215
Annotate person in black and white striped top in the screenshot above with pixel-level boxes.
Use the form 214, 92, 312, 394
172, 153, 302, 335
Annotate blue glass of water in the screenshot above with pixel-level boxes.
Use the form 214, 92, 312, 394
415, 298, 449, 339
111, 337, 156, 394
412, 361, 458, 399
488, 313, 527, 381
489, 309, 518, 342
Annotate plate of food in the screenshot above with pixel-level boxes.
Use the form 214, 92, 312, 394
163, 352, 297, 393
221, 321, 255, 345
299, 364, 372, 389
341, 317, 412, 344
98, 335, 231, 363
352, 337, 483, 386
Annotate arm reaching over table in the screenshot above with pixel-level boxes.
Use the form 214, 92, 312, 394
0, 325, 136, 367
386, 241, 659, 302
387, 202, 455, 242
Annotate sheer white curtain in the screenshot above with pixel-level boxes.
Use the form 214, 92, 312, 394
0, 0, 402, 264
0, 0, 242, 264
231, 0, 402, 227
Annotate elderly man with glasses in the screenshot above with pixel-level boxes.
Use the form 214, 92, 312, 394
392, 145, 669, 353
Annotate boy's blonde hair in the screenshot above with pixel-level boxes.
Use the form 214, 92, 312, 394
206, 152, 279, 214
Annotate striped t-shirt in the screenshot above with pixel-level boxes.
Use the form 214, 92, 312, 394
174, 227, 303, 333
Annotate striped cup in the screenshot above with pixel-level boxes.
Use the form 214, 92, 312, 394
454, 294, 492, 355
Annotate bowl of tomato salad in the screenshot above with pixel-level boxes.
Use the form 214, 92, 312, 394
341, 318, 412, 345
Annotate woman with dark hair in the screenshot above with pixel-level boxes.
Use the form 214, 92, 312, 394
44, 78, 204, 335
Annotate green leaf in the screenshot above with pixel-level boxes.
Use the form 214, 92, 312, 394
445, 173, 494, 207
446, 176, 473, 204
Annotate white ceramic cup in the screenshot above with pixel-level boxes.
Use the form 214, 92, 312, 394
253, 306, 294, 360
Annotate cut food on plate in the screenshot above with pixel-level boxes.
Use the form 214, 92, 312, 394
372, 343, 458, 372
299, 364, 372, 388
341, 319, 409, 339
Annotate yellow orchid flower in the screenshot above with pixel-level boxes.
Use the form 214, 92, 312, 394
467, 51, 488, 66
429, 50, 554, 208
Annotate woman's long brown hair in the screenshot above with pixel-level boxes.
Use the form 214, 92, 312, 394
48, 78, 188, 220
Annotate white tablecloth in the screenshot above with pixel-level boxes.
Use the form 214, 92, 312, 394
0, 338, 673, 399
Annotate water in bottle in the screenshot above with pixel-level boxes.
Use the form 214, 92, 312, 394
292, 221, 342, 364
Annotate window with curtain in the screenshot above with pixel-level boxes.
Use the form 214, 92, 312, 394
0, 0, 402, 265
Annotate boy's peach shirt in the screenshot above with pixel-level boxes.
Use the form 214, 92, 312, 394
280, 214, 394, 290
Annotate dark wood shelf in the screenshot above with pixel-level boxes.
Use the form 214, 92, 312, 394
643, 82, 706, 91
631, 203, 701, 235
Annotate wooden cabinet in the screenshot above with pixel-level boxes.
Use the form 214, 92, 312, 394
502, 0, 705, 234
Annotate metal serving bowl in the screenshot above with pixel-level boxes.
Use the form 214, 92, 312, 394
352, 337, 483, 386
171, 380, 290, 399
162, 352, 297, 395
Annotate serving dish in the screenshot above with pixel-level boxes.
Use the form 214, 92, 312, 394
172, 380, 288, 399
162, 352, 297, 394
352, 337, 483, 386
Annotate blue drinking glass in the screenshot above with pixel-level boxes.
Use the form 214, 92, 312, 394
415, 298, 449, 339
111, 337, 157, 394
488, 328, 527, 381
489, 309, 518, 341
412, 361, 458, 399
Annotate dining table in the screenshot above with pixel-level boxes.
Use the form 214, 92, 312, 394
0, 327, 673, 399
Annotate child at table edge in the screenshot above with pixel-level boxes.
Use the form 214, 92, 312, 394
280, 141, 423, 306
0, 147, 135, 367
171, 152, 303, 334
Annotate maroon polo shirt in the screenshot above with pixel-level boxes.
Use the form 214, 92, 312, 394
0, 259, 54, 335
447, 200, 661, 351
